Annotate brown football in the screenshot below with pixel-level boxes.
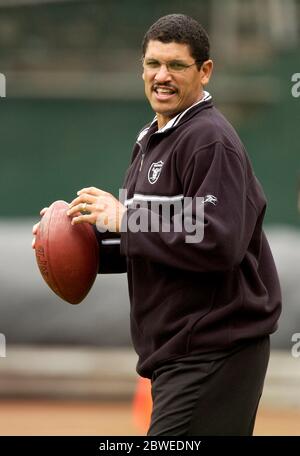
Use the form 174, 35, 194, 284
35, 200, 99, 304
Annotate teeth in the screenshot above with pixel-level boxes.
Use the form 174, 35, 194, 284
156, 88, 175, 94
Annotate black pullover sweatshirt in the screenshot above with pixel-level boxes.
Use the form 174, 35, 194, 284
95, 97, 282, 379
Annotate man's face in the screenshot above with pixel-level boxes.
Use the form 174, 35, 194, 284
142, 40, 212, 127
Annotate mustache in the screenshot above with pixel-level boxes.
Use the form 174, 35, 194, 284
152, 83, 178, 92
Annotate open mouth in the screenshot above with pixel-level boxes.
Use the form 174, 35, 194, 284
153, 86, 177, 101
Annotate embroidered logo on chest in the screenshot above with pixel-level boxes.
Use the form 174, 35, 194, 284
148, 161, 164, 184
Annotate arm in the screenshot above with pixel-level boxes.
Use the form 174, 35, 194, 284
120, 142, 261, 272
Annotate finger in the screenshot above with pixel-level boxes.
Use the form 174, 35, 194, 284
40, 207, 48, 216
68, 201, 106, 217
77, 187, 107, 197
66, 204, 84, 217
67, 204, 83, 217
67, 203, 92, 217
69, 194, 97, 208
71, 213, 96, 225
32, 222, 40, 235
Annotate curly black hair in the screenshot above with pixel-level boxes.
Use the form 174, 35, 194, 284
142, 14, 210, 70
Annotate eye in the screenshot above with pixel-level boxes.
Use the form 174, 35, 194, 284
168, 62, 186, 71
145, 60, 160, 69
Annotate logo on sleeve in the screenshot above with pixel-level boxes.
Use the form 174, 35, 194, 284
203, 195, 218, 205
148, 161, 164, 184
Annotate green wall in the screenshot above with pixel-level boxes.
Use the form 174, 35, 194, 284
0, 0, 298, 226
0, 79, 299, 226
239, 50, 300, 227
0, 99, 152, 216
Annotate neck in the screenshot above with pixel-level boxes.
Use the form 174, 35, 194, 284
156, 113, 173, 130
156, 92, 204, 130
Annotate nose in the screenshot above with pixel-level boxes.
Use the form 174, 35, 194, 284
154, 63, 172, 83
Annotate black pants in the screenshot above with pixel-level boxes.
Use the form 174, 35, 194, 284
147, 336, 270, 436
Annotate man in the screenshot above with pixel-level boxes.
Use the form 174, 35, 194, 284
33, 14, 281, 435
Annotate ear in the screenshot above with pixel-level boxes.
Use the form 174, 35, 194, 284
200, 60, 213, 86
142, 70, 145, 81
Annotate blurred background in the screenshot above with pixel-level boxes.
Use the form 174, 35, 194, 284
0, 0, 300, 435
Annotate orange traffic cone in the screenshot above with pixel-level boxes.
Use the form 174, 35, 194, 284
132, 376, 153, 434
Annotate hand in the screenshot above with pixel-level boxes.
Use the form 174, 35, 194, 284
67, 186, 127, 233
32, 207, 48, 249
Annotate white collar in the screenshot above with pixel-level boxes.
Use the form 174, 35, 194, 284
137, 91, 211, 142
155, 90, 212, 133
